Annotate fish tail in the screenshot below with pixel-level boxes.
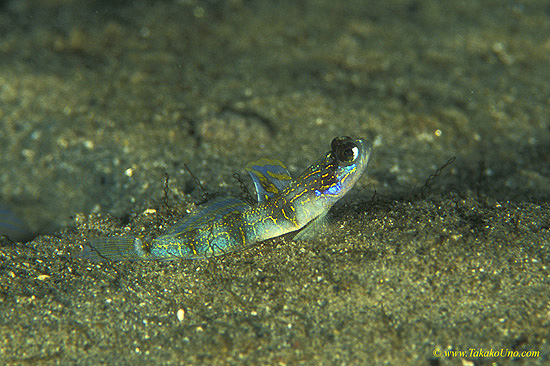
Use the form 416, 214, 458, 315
82, 236, 149, 261
0, 206, 33, 242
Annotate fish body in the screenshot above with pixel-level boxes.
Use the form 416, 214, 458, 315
85, 136, 372, 261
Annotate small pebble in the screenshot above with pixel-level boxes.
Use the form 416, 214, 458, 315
177, 308, 185, 322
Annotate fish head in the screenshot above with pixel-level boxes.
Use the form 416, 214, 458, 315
313, 136, 372, 201
290, 136, 372, 215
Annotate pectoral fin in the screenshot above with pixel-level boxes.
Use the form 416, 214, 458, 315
293, 211, 331, 241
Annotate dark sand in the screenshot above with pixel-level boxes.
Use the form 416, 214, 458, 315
1, 0, 549, 365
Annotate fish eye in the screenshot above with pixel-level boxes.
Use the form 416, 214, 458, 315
331, 136, 359, 164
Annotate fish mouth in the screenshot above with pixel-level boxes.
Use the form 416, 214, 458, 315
355, 138, 373, 168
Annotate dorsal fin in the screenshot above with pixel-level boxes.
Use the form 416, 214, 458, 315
245, 158, 292, 202
166, 197, 248, 235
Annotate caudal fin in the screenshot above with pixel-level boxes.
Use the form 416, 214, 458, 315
82, 236, 148, 261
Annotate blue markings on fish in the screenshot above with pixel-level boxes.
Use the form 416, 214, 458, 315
84, 136, 372, 261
